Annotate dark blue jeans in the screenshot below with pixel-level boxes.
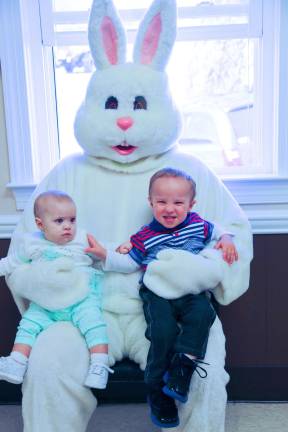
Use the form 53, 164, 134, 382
139, 285, 216, 387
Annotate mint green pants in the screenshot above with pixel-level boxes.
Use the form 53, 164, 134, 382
15, 290, 108, 349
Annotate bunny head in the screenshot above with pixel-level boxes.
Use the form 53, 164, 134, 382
74, 0, 182, 164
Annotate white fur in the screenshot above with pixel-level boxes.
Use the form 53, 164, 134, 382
10, 258, 91, 311
7, 151, 252, 432
74, 64, 182, 163
133, 0, 177, 70
143, 231, 252, 305
143, 248, 224, 299
20, 316, 227, 432
88, 0, 126, 69
75, 0, 181, 164
6, 0, 252, 430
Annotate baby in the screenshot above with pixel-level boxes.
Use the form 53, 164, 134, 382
85, 167, 238, 428
0, 190, 112, 389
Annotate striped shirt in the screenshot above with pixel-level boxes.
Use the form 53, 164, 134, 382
129, 212, 214, 269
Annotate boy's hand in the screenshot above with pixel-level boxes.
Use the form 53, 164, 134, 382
116, 241, 132, 254
214, 234, 238, 265
85, 234, 107, 260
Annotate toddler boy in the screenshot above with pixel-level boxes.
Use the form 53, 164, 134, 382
85, 168, 238, 427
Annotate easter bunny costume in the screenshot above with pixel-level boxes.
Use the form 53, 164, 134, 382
6, 1, 252, 431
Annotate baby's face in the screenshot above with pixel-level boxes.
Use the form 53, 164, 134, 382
149, 177, 195, 229
36, 198, 77, 245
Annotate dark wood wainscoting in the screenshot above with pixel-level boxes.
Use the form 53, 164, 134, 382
1, 235, 288, 403
219, 234, 288, 401
0, 239, 22, 403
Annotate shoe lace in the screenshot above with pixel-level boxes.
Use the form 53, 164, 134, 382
191, 359, 209, 378
90, 362, 114, 375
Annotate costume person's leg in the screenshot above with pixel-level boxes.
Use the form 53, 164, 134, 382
22, 322, 97, 432
172, 318, 229, 432
123, 299, 228, 432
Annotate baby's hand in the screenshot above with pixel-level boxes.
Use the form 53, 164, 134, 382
116, 241, 132, 254
85, 234, 107, 260
214, 234, 238, 265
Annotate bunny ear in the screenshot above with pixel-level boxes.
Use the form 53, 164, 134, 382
88, 0, 126, 69
133, 0, 177, 70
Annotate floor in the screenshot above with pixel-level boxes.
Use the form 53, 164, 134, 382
0, 402, 288, 431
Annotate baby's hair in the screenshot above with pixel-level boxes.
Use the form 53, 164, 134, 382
149, 167, 196, 200
33, 190, 75, 218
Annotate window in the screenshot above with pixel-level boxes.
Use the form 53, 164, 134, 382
51, 0, 262, 174
0, 0, 287, 233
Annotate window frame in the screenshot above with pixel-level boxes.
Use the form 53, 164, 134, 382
0, 0, 287, 235
40, 2, 263, 45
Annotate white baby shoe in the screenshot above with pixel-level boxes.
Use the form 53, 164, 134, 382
84, 362, 114, 389
0, 355, 28, 384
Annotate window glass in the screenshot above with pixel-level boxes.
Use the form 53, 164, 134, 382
167, 39, 256, 174
54, 37, 256, 174
52, 0, 265, 175
54, 46, 91, 158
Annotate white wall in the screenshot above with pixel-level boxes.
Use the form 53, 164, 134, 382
0, 68, 18, 215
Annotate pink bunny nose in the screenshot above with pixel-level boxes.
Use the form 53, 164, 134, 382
117, 117, 134, 131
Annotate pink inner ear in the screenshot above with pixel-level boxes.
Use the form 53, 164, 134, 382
101, 16, 118, 65
140, 13, 162, 65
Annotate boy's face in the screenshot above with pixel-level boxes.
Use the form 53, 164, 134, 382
149, 177, 195, 229
35, 198, 77, 245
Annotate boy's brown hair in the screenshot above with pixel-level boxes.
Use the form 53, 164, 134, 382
149, 167, 196, 200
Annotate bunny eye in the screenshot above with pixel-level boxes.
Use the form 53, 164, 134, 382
105, 96, 118, 109
133, 96, 147, 110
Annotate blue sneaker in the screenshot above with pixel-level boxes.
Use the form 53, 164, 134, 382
163, 354, 208, 403
148, 387, 179, 428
